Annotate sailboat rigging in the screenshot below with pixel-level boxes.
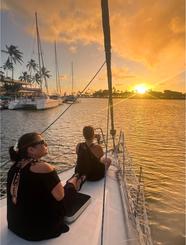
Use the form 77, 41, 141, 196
63, 62, 79, 103
71, 61, 74, 95
54, 40, 62, 96
35, 12, 43, 92
50, 40, 63, 104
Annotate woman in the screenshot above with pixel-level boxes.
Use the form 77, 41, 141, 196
7, 132, 84, 241
75, 126, 111, 181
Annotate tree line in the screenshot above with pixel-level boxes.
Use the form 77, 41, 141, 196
1, 44, 51, 85
82, 89, 185, 100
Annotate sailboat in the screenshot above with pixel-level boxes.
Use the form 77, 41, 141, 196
63, 62, 79, 103
0, 1, 153, 244
50, 41, 63, 105
8, 13, 59, 110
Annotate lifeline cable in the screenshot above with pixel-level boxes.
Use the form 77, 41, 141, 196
41, 61, 106, 134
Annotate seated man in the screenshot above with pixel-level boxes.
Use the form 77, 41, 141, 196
75, 126, 111, 181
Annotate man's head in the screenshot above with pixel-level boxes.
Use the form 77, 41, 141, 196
83, 126, 94, 140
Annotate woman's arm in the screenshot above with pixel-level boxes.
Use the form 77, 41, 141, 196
51, 182, 64, 201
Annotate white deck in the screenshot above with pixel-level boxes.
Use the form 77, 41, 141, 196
0, 165, 139, 245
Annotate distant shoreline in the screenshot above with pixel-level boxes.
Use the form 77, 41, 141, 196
81, 96, 185, 100
81, 89, 185, 100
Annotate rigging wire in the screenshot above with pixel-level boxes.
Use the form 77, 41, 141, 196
100, 98, 110, 245
41, 61, 106, 134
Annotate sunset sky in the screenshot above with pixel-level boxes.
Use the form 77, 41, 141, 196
1, 0, 185, 94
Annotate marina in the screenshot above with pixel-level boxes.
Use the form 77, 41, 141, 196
1, 1, 153, 243
0, 98, 185, 245
0, 0, 185, 244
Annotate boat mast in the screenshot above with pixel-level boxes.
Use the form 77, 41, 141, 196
54, 41, 62, 95
54, 41, 59, 94
101, 0, 116, 148
35, 12, 42, 91
35, 12, 49, 94
71, 62, 74, 95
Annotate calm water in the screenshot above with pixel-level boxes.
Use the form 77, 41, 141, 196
0, 98, 185, 245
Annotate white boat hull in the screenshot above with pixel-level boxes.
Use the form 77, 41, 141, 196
8, 98, 59, 110
8, 99, 32, 110
63, 95, 79, 104
36, 98, 59, 109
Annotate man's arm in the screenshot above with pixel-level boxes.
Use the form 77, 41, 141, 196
76, 143, 80, 154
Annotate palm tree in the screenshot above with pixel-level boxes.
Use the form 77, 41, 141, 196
41, 66, 51, 93
3, 58, 13, 77
34, 72, 42, 85
41, 66, 51, 79
19, 72, 32, 83
26, 59, 38, 76
1, 45, 23, 80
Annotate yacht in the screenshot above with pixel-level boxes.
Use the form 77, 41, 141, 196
8, 92, 59, 110
8, 14, 60, 111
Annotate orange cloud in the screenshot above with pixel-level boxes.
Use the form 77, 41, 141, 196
4, 0, 185, 91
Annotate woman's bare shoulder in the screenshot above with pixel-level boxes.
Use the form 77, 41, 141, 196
30, 161, 55, 173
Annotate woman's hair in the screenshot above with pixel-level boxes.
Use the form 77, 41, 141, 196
83, 126, 94, 140
9, 132, 41, 162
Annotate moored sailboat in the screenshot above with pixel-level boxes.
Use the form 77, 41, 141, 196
8, 13, 59, 110
50, 41, 64, 105
63, 62, 79, 104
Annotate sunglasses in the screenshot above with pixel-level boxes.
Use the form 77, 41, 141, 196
31, 140, 47, 147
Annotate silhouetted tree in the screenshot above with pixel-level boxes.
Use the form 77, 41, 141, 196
1, 45, 23, 80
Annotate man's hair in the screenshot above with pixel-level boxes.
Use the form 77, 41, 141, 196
83, 126, 94, 140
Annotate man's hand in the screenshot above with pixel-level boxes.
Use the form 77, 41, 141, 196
95, 134, 101, 144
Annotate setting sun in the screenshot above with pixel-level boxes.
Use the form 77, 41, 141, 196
134, 84, 149, 94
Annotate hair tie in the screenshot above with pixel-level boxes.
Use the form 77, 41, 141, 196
13, 142, 19, 152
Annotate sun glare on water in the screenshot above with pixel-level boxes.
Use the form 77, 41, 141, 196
134, 84, 149, 94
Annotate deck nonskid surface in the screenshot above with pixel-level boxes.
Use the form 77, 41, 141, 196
0, 165, 139, 245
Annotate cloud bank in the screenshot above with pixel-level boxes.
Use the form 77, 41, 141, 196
3, 0, 185, 91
